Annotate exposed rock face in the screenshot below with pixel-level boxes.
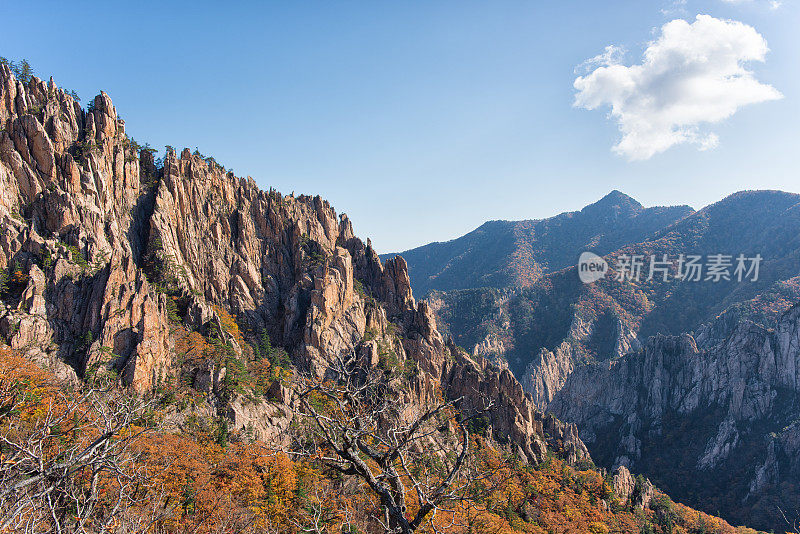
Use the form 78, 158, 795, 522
0, 65, 169, 392
444, 345, 589, 465
522, 343, 575, 409
0, 66, 588, 468
521, 311, 641, 408
612, 465, 654, 509
548, 304, 800, 530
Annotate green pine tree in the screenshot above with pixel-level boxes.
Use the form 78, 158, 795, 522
14, 59, 33, 83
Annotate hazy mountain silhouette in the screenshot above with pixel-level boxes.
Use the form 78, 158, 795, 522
385, 191, 694, 296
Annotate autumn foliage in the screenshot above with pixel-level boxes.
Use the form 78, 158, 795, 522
0, 346, 767, 534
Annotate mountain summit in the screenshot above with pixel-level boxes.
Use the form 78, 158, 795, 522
581, 190, 644, 221
385, 191, 693, 296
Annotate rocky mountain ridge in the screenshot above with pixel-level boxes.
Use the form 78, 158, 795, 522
0, 64, 589, 470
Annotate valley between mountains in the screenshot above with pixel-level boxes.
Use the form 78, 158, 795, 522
390, 190, 800, 531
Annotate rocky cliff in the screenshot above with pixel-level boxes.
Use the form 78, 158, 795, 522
0, 64, 588, 468
0, 66, 170, 389
548, 303, 800, 530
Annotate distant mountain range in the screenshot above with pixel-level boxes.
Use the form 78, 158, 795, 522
383, 190, 693, 296
390, 189, 800, 369
388, 189, 800, 531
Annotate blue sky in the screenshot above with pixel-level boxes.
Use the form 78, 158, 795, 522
2, 1, 798, 252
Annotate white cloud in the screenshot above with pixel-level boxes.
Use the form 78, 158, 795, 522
574, 45, 627, 75
573, 14, 783, 160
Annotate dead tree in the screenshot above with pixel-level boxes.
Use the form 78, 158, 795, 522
0, 378, 164, 534
291, 350, 494, 534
